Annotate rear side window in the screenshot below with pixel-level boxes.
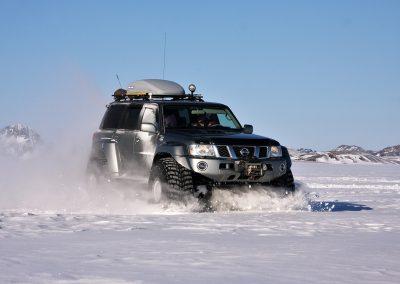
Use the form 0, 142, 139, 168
101, 105, 126, 129
120, 106, 142, 130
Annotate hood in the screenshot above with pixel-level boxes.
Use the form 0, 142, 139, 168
165, 129, 280, 146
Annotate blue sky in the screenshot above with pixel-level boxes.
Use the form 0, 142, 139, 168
0, 0, 399, 150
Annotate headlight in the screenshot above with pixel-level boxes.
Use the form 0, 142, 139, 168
270, 146, 282, 157
189, 144, 216, 157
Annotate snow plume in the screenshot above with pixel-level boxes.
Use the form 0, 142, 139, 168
209, 184, 310, 212
0, 72, 137, 215
0, 149, 309, 214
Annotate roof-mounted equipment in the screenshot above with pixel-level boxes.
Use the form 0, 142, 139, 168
188, 83, 196, 95
113, 88, 127, 101
112, 79, 203, 101
127, 79, 185, 99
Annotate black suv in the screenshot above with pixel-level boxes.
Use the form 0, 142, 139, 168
87, 79, 294, 202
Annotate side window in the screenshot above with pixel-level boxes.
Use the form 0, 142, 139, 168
120, 106, 142, 130
101, 105, 126, 129
164, 107, 190, 128
141, 108, 158, 125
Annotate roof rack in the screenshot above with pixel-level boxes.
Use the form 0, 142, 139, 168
112, 79, 204, 102
113, 90, 204, 102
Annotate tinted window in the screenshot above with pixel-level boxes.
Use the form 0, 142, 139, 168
101, 105, 126, 129
120, 106, 142, 130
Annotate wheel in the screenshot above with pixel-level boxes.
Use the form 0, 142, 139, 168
270, 168, 295, 193
151, 177, 164, 203
148, 157, 194, 202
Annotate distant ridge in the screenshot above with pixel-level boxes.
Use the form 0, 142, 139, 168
289, 144, 400, 165
331, 145, 367, 154
376, 145, 400, 157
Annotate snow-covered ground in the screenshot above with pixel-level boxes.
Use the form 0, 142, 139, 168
1, 162, 399, 283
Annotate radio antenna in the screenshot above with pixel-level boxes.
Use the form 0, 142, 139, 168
162, 32, 167, 79
116, 74, 122, 88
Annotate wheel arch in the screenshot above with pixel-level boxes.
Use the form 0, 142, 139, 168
152, 152, 173, 167
281, 146, 292, 169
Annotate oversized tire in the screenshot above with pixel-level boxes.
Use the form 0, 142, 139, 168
149, 157, 194, 203
270, 168, 295, 192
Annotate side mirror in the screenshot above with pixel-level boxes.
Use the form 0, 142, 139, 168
243, 124, 253, 134
141, 123, 157, 133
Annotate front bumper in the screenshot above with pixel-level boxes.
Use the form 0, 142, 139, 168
175, 156, 288, 183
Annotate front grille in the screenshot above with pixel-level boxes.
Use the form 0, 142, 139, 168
233, 146, 255, 158
259, 147, 268, 158
217, 146, 230, 157
216, 145, 270, 159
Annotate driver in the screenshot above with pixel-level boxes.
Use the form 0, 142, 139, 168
192, 114, 220, 128
191, 114, 206, 127
207, 114, 219, 127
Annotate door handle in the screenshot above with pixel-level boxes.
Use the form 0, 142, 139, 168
135, 137, 141, 143
101, 137, 117, 143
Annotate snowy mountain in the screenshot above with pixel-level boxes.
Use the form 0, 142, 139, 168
331, 145, 367, 154
376, 145, 400, 157
288, 148, 315, 160
297, 148, 316, 154
0, 123, 42, 158
289, 144, 400, 165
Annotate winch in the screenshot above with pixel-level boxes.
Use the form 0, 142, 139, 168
235, 160, 270, 180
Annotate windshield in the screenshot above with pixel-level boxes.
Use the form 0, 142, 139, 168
163, 105, 242, 130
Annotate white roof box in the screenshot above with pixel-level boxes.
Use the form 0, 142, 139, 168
126, 79, 185, 97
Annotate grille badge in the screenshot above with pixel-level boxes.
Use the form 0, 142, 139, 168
240, 147, 250, 157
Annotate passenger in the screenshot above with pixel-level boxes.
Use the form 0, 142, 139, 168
165, 113, 178, 128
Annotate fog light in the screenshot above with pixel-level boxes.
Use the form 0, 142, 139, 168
197, 161, 208, 171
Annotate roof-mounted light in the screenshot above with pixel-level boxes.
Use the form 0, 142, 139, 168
188, 84, 196, 95
113, 88, 127, 101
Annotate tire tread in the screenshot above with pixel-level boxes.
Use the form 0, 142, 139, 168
152, 157, 194, 193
